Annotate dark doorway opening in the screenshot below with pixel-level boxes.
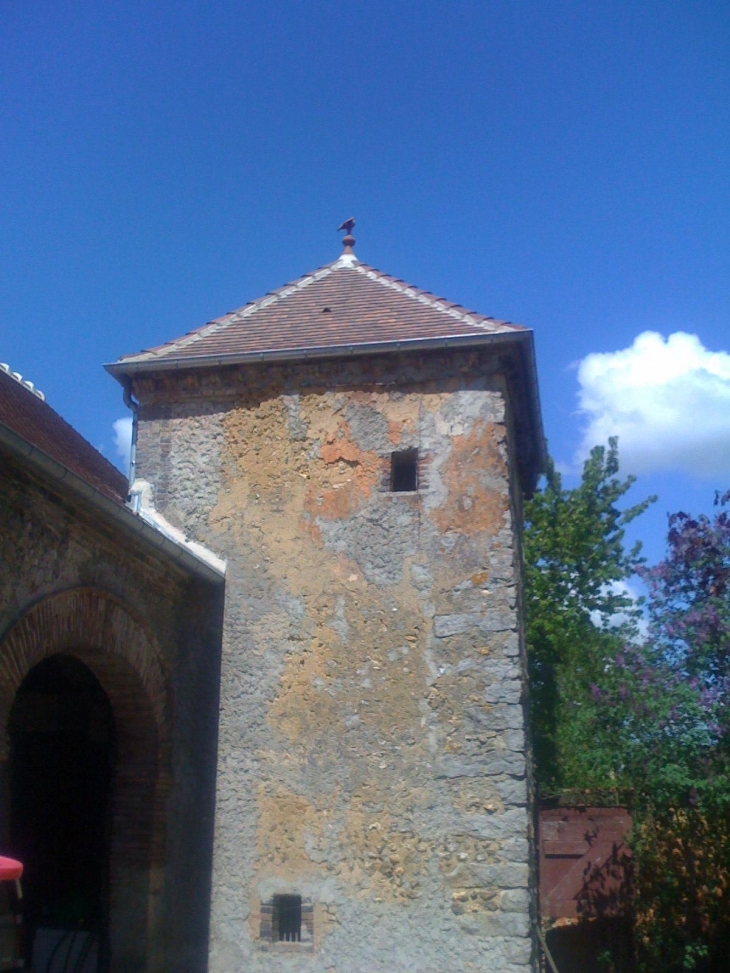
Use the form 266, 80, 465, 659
9, 655, 115, 970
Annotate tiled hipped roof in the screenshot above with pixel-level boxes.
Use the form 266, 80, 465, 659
115, 256, 526, 367
0, 367, 128, 504
108, 250, 547, 491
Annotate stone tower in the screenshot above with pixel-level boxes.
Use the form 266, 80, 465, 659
108, 240, 545, 973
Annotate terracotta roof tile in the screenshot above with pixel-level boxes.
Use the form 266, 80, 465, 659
0, 368, 128, 504
116, 257, 525, 367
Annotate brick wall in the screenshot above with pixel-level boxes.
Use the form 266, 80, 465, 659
0, 458, 223, 972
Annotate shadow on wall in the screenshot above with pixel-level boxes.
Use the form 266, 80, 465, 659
539, 805, 634, 973
545, 916, 634, 973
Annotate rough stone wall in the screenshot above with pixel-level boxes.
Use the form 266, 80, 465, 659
134, 349, 536, 973
0, 457, 223, 972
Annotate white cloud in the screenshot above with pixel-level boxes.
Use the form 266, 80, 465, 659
590, 579, 648, 641
113, 416, 133, 473
575, 331, 730, 478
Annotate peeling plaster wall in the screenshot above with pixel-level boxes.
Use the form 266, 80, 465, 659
134, 349, 535, 973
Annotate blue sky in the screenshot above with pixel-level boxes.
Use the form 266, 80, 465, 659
2, 0, 728, 566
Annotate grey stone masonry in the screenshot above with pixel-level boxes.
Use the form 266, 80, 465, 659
132, 348, 537, 973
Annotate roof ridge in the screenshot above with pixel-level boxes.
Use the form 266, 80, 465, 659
351, 263, 513, 332
0, 362, 46, 400
120, 259, 343, 363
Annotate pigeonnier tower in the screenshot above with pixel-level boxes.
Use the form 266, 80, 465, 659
108, 227, 545, 973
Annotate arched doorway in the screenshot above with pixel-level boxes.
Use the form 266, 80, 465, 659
0, 588, 171, 972
9, 655, 115, 970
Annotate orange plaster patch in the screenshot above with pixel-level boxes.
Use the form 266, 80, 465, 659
304, 424, 381, 520
320, 439, 364, 465
388, 415, 417, 446
299, 513, 323, 545
431, 422, 509, 536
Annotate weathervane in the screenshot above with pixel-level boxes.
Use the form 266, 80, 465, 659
337, 217, 356, 254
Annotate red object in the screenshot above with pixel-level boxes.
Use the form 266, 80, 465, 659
0, 857, 23, 881
539, 807, 632, 919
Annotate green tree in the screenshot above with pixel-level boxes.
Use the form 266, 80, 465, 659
526, 441, 730, 970
593, 490, 730, 972
524, 437, 654, 793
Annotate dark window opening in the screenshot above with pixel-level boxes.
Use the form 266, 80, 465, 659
391, 449, 418, 492
273, 895, 301, 943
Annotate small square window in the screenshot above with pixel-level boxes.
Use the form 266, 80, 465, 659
390, 449, 418, 492
259, 894, 313, 948
273, 894, 301, 942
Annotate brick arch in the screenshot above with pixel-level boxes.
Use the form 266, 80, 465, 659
0, 587, 171, 970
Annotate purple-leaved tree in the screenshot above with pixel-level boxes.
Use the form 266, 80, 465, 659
595, 490, 730, 973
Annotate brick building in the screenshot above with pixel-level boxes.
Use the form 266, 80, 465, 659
0, 364, 225, 971
1, 235, 545, 972
108, 236, 545, 973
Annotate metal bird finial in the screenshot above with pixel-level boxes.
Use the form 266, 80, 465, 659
337, 218, 356, 254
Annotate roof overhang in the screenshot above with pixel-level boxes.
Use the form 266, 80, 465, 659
107, 328, 528, 375
0, 420, 226, 585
